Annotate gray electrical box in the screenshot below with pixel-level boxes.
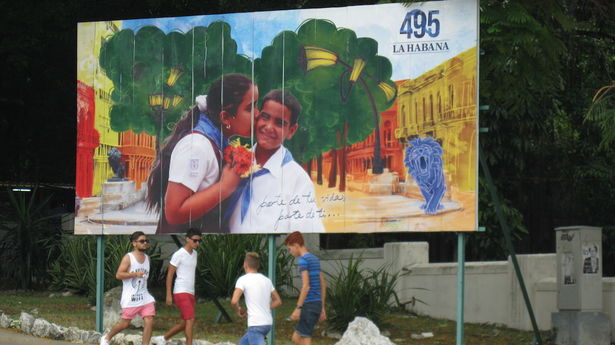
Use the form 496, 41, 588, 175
555, 226, 602, 311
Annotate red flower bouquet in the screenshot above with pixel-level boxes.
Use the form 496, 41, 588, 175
224, 139, 260, 178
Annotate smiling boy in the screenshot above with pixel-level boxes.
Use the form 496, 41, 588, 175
227, 90, 325, 234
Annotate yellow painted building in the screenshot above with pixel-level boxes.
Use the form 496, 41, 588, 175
77, 21, 122, 195
395, 47, 477, 191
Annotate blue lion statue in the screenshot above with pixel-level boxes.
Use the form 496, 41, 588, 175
404, 137, 446, 215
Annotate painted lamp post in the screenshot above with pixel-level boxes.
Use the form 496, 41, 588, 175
301, 45, 396, 174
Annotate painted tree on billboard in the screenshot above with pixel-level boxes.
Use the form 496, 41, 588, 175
99, 22, 251, 140
255, 19, 397, 191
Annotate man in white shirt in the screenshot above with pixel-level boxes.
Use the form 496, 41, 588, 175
153, 228, 201, 345
227, 90, 325, 234
231, 252, 282, 345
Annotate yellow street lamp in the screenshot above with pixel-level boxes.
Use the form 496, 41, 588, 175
166, 66, 184, 87
349, 58, 366, 82
302, 46, 338, 72
378, 82, 397, 103
172, 94, 184, 107
149, 93, 163, 108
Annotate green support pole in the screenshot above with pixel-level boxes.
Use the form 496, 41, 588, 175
96, 235, 105, 333
479, 148, 543, 345
456, 232, 465, 345
267, 234, 277, 345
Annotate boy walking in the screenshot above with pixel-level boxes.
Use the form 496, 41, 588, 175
231, 252, 282, 345
153, 228, 201, 345
284, 231, 326, 345
100, 232, 156, 345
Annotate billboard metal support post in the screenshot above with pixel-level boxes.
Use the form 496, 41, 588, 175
267, 234, 277, 345
479, 146, 543, 345
456, 232, 465, 345
96, 235, 105, 333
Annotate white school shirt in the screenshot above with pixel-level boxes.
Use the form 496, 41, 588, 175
169, 247, 197, 295
235, 273, 275, 327
120, 252, 155, 308
168, 133, 219, 193
228, 145, 325, 234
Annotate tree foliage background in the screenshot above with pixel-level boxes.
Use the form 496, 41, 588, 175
0, 0, 614, 279
99, 23, 252, 138
474, 0, 615, 269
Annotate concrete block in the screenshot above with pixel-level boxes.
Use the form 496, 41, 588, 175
384, 242, 428, 275
552, 311, 610, 345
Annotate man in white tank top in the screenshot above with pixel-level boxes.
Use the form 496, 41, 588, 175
100, 232, 156, 345
231, 252, 282, 345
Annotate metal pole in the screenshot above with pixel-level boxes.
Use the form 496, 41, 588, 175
267, 234, 277, 345
479, 148, 543, 345
96, 235, 105, 333
456, 232, 465, 345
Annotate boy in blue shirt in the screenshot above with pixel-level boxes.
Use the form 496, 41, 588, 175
284, 231, 326, 345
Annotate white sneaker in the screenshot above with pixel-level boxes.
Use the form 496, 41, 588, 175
99, 335, 110, 345
152, 335, 167, 345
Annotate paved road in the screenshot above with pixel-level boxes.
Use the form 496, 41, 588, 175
0, 328, 83, 345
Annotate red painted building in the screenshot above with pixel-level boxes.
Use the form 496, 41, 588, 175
344, 101, 405, 182
76, 81, 100, 198
321, 80, 406, 185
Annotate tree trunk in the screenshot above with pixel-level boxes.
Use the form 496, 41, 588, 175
317, 154, 323, 185
360, 79, 383, 174
306, 159, 312, 177
328, 149, 337, 188
337, 124, 348, 192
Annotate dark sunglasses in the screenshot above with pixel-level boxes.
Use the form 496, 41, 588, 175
190, 238, 202, 243
136, 239, 149, 244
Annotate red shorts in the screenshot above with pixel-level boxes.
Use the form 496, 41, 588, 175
121, 302, 156, 320
174, 293, 196, 320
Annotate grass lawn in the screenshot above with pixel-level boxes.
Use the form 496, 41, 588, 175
0, 290, 553, 344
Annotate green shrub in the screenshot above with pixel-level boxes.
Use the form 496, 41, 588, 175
196, 234, 295, 299
325, 256, 402, 331
0, 188, 62, 289
264, 243, 297, 296
48, 235, 162, 304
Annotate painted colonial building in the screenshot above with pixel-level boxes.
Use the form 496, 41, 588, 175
120, 130, 156, 190
395, 47, 477, 191
78, 21, 158, 195
345, 88, 405, 182
76, 81, 100, 198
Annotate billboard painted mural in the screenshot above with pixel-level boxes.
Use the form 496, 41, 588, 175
75, 0, 479, 235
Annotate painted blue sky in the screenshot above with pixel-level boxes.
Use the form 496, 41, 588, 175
118, 0, 477, 81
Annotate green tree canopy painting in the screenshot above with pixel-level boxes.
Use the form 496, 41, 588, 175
255, 19, 397, 188
99, 22, 251, 139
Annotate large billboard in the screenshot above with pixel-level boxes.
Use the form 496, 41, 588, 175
75, 0, 478, 235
